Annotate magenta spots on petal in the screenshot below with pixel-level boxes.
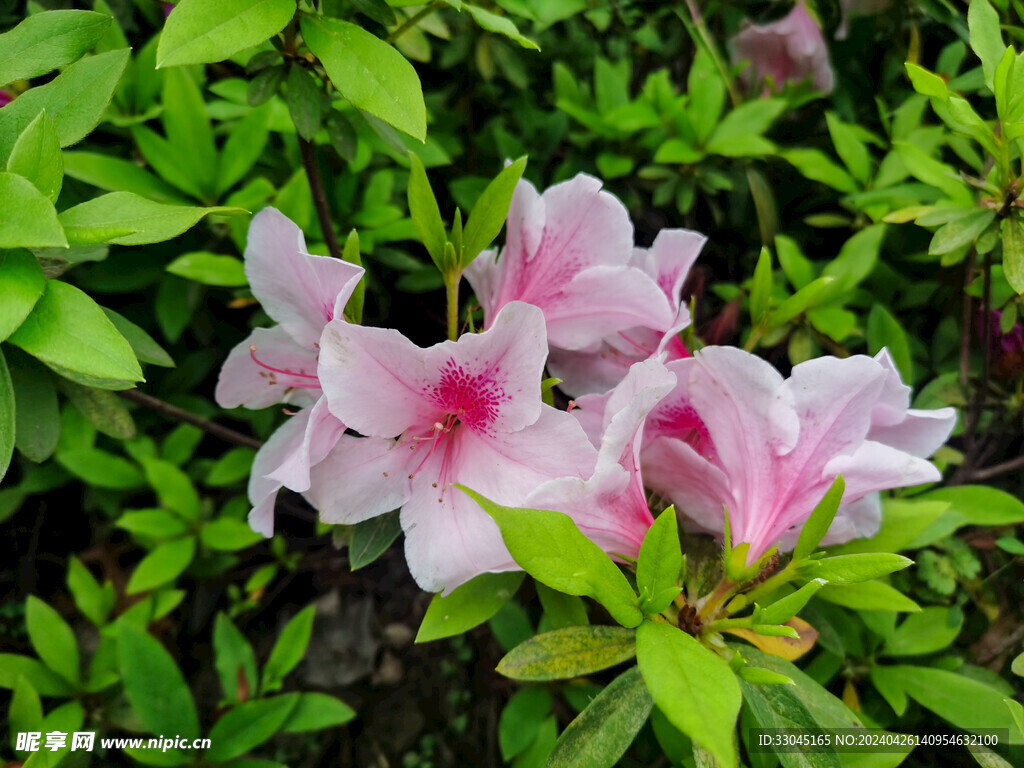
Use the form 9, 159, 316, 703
427, 358, 511, 433
652, 402, 717, 462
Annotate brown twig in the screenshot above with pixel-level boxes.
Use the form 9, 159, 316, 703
119, 389, 263, 450
298, 137, 342, 261
966, 453, 1024, 481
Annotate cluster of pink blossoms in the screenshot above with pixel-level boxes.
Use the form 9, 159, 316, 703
217, 174, 955, 593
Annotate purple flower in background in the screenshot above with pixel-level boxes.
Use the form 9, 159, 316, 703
0, 91, 12, 108
981, 310, 1024, 379
732, 2, 835, 95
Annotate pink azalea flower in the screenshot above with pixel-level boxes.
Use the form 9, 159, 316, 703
215, 207, 364, 536
0, 91, 12, 108
639, 347, 955, 563
308, 301, 598, 593
527, 358, 676, 559
732, 2, 835, 95
464, 174, 675, 354
547, 228, 706, 396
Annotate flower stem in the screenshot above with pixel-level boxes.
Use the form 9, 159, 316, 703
446, 274, 460, 341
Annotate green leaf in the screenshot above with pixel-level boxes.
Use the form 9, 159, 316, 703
740, 679, 841, 768
882, 606, 963, 656
117, 509, 190, 539
407, 151, 446, 270
167, 252, 247, 287
416, 571, 524, 643
0, 49, 130, 162
496, 625, 636, 681
547, 665, 652, 768
822, 225, 886, 293
261, 605, 315, 693
893, 142, 973, 205
828, 498, 950, 555
7, 111, 63, 202
0, 172, 66, 248
0, 249, 45, 341
59, 192, 243, 246
881, 665, 1020, 735
0, 349, 12, 481
9, 281, 143, 388
930, 209, 996, 255
536, 583, 589, 629
867, 304, 914, 384
348, 509, 402, 570
653, 138, 703, 164
780, 149, 858, 194
750, 246, 772, 324
213, 613, 258, 703
636, 506, 681, 613
462, 156, 528, 266
66, 556, 115, 627
802, 554, 913, 584
461, 487, 642, 628
969, 0, 1004, 91
158, 0, 296, 67
1007, 697, 1024, 739
62, 151, 187, 204
463, 3, 540, 50
26, 596, 79, 685
905, 62, 949, 99
205, 447, 256, 486
126, 537, 196, 594
201, 518, 262, 551
500, 687, 552, 761
825, 112, 872, 184
218, 104, 272, 196
56, 447, 144, 489
280, 692, 356, 733
58, 379, 136, 440
912, 485, 1024, 547
793, 476, 845, 561
0, 10, 111, 87
140, 457, 200, 519
0, 654, 75, 696
636, 621, 741, 768
301, 16, 426, 141
687, 46, 726, 144
8, 354, 60, 462
1003, 217, 1024, 294
102, 309, 174, 368
286, 65, 323, 141
9, 676, 43, 751
816, 581, 921, 612
706, 99, 786, 155
756, 580, 824, 625
118, 622, 200, 740
768, 277, 834, 330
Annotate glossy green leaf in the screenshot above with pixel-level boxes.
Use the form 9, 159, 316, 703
218, 103, 272, 196
867, 304, 914, 384
882, 606, 963, 656
9, 281, 143, 388
822, 225, 886, 293
205, 447, 256, 486
0, 349, 12, 481
636, 621, 741, 768
547, 666, 652, 768
348, 509, 402, 570
905, 62, 949, 98
0, 10, 111, 87
261, 605, 315, 693
407, 151, 446, 269
66, 556, 115, 627
0, 172, 66, 248
57, 379, 136, 440
158, 0, 296, 67
207, 695, 301, 762
780, 148, 858, 194
740, 679, 840, 768
756, 580, 824, 625
462, 156, 528, 265
912, 485, 1024, 547
496, 625, 636, 681
536, 584, 589, 629
117, 509, 191, 539
802, 553, 912, 584
750, 246, 772, 324
280, 692, 356, 733
417, 571, 524, 642
26, 596, 79, 685
969, 0, 1004, 90
0, 654, 76, 696
286, 65, 323, 141
9, 676, 43, 751
301, 16, 426, 141
102, 309, 174, 368
0, 249, 45, 341
201, 518, 262, 551
56, 447, 143, 489
929, 209, 996, 255
1003, 217, 1024, 294
706, 99, 786, 155
500, 687, 552, 761
7, 111, 62, 202
59, 192, 243, 246
62, 151, 187, 204
793, 476, 845, 561
461, 487, 642, 628
167, 252, 247, 287
126, 537, 196, 594
816, 581, 921, 612
0, 49, 130, 162
825, 112, 872, 184
464, 3, 539, 49
118, 622, 200, 740
10, 360, 60, 463
140, 457, 200, 519
636, 506, 681, 613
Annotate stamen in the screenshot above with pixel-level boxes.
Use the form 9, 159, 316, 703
249, 346, 320, 384
616, 331, 656, 356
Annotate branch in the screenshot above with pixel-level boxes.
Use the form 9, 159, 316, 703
967, 453, 1024, 482
298, 137, 343, 261
119, 390, 263, 450
387, 2, 441, 44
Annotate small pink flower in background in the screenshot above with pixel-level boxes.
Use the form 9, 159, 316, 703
215, 207, 364, 536
547, 228, 705, 396
837, 0, 892, 40
0, 91, 12, 108
528, 358, 676, 559
464, 174, 675, 354
638, 347, 954, 563
309, 302, 597, 593
981, 310, 1024, 379
732, 2, 835, 95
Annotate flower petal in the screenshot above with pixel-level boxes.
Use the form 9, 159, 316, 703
267, 396, 347, 491
246, 406, 315, 536
306, 435, 413, 525
631, 228, 706, 310
216, 326, 321, 409
245, 207, 364, 347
